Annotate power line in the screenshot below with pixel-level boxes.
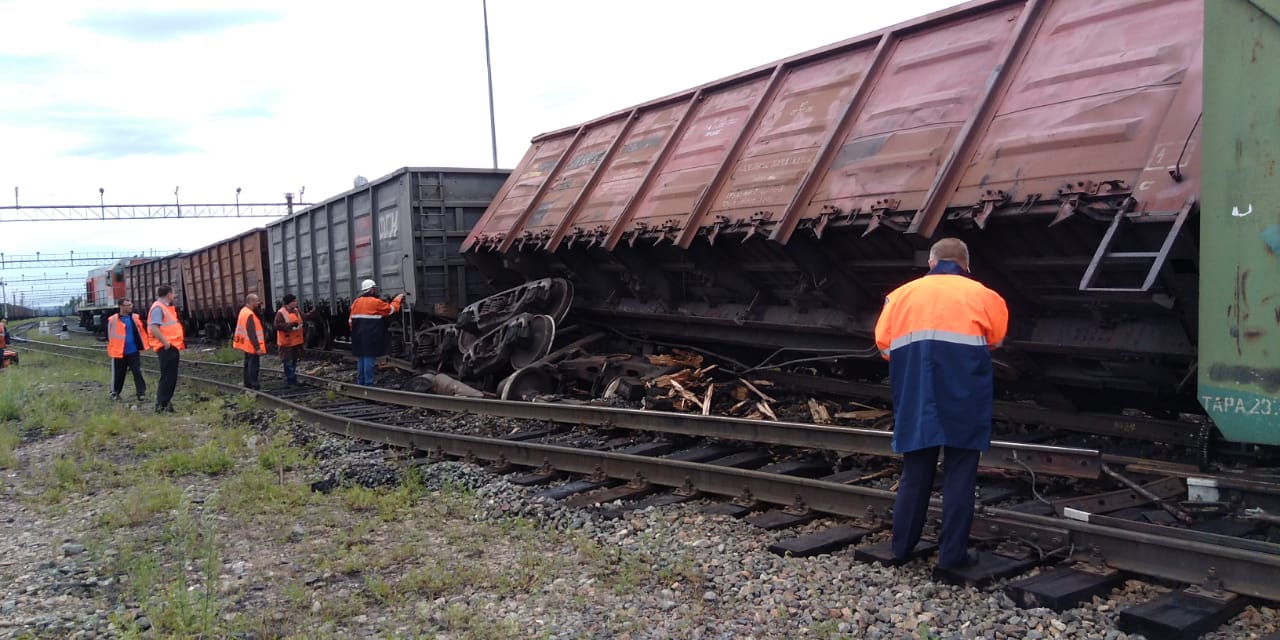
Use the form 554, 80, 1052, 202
0, 250, 180, 269
3, 187, 310, 222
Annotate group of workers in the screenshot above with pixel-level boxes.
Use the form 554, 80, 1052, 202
104, 278, 404, 411
98, 237, 1008, 572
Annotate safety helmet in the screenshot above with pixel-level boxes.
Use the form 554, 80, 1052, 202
361, 279, 376, 292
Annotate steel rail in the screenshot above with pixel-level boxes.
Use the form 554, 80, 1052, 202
21, 341, 1280, 602
186, 371, 1280, 603
319, 377, 1103, 479
17, 338, 1104, 479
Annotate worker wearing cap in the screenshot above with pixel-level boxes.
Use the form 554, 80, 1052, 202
348, 279, 403, 386
274, 293, 305, 385
107, 299, 149, 401
874, 238, 1008, 570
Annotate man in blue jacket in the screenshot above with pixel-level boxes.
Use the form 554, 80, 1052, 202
874, 238, 1009, 569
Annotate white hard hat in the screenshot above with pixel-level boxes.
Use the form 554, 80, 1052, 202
361, 279, 376, 292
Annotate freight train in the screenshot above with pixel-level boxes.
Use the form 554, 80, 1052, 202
458, 0, 1277, 449
67, 0, 1279, 452
75, 167, 567, 376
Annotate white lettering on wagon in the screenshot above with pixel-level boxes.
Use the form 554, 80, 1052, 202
1201, 395, 1275, 415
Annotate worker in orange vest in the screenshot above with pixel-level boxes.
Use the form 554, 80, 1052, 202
274, 293, 304, 385
0, 316, 9, 369
149, 285, 185, 413
875, 238, 1008, 570
233, 293, 266, 390
349, 279, 403, 386
107, 299, 149, 401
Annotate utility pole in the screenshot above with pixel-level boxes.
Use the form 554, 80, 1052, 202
483, 0, 499, 169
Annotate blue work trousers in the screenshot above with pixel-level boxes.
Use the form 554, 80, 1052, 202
356, 356, 376, 386
892, 445, 981, 568
282, 358, 298, 385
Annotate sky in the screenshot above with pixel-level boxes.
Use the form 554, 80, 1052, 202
0, 0, 966, 309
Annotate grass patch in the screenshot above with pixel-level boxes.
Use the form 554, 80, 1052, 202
100, 478, 185, 528
212, 466, 314, 516
0, 374, 25, 422
0, 422, 18, 468
149, 441, 237, 476
338, 468, 427, 521
106, 508, 225, 637
213, 346, 242, 364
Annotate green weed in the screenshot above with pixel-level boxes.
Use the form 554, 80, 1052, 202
100, 478, 184, 528
150, 441, 236, 476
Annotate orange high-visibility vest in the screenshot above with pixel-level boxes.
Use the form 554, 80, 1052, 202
106, 313, 149, 358
0, 320, 6, 349
277, 308, 304, 348
149, 300, 185, 351
233, 306, 266, 354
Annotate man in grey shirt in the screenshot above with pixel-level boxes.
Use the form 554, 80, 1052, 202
148, 285, 185, 412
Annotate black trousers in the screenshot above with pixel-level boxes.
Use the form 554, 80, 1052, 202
156, 347, 180, 409
111, 352, 146, 397
891, 446, 981, 568
243, 353, 261, 389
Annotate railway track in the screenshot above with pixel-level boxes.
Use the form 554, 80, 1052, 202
15, 337, 1280, 638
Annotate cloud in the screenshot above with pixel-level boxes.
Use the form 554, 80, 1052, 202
213, 105, 274, 120
65, 120, 198, 159
1, 105, 199, 159
0, 53, 69, 85
74, 8, 283, 42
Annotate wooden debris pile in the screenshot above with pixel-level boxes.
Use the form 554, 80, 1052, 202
641, 349, 893, 426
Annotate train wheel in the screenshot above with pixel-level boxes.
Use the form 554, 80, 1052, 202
544, 279, 574, 324
509, 314, 556, 369
204, 322, 223, 341
499, 365, 557, 401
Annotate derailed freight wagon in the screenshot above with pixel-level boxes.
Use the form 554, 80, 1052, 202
181, 229, 272, 341
266, 167, 509, 362
464, 1, 1217, 440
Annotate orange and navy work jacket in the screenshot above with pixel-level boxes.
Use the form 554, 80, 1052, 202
234, 306, 267, 354
107, 313, 149, 358
348, 293, 402, 357
148, 300, 185, 351
276, 308, 304, 348
0, 320, 7, 349
873, 260, 1009, 453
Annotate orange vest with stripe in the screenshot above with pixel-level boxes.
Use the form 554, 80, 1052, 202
873, 261, 1008, 452
107, 313, 149, 358
277, 308, 304, 348
149, 300, 185, 351
234, 307, 266, 354
0, 321, 6, 349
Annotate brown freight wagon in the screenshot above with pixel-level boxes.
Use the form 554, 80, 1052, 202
124, 253, 185, 318
181, 228, 272, 341
463, 0, 1202, 416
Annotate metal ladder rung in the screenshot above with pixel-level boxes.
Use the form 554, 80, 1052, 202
1079, 197, 1196, 293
